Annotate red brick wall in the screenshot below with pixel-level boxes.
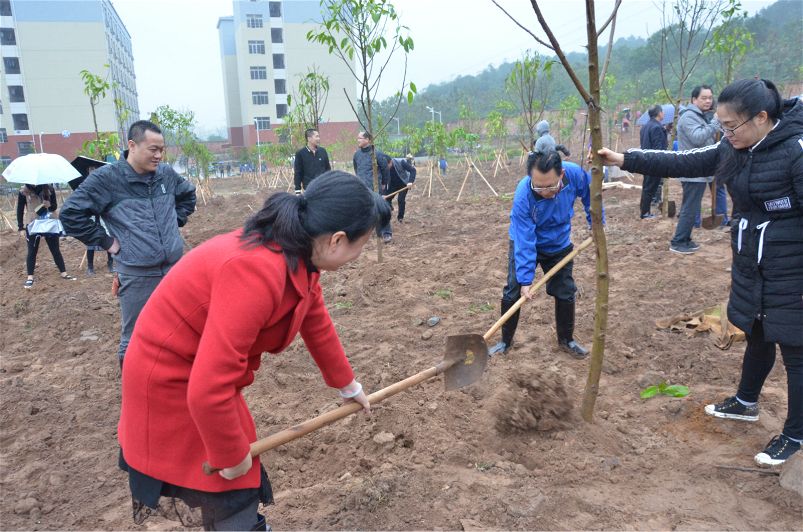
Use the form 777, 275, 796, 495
0, 132, 100, 161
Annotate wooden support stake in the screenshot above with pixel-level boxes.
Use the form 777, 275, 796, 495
470, 157, 498, 197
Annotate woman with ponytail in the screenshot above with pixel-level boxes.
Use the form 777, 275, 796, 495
597, 79, 803, 467
117, 171, 390, 530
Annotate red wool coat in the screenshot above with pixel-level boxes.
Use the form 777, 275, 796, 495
118, 229, 354, 492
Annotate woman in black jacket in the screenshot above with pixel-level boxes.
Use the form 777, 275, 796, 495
598, 79, 802, 467
16, 184, 76, 288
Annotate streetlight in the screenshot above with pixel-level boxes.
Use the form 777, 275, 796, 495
425, 106, 442, 124
391, 117, 400, 135
253, 118, 262, 176
39, 132, 44, 153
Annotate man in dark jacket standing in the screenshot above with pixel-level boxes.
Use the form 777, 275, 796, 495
638, 105, 668, 219
384, 155, 416, 223
353, 131, 391, 241
293, 128, 331, 194
670, 85, 719, 254
61, 120, 196, 366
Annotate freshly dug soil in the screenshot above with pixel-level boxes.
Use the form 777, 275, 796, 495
1, 157, 801, 530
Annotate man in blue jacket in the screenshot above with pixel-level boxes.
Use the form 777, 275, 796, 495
61, 120, 196, 367
491, 150, 597, 359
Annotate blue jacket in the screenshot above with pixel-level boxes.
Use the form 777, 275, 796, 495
508, 161, 596, 285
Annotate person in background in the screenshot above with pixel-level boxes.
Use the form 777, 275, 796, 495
669, 85, 720, 255
353, 131, 391, 242
597, 78, 803, 466
293, 128, 331, 194
638, 105, 668, 219
534, 120, 557, 153
118, 171, 390, 531
383, 154, 416, 223
61, 120, 197, 367
438, 156, 448, 176
491, 149, 599, 360
17, 184, 76, 288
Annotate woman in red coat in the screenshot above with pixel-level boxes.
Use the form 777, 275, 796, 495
118, 171, 390, 530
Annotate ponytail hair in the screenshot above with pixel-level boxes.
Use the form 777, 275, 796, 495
241, 170, 391, 270
718, 78, 783, 123
554, 144, 571, 157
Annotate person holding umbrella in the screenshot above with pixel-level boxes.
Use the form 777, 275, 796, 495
16, 183, 76, 287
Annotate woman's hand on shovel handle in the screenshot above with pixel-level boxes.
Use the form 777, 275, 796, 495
340, 379, 370, 414
595, 148, 625, 167
522, 284, 535, 300
219, 451, 252, 480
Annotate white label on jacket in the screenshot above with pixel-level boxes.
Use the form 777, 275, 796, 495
764, 197, 791, 211
161, 184, 166, 194
798, 138, 803, 150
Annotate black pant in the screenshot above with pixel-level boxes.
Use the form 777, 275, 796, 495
386, 174, 409, 220
737, 320, 803, 440
640, 175, 663, 216
26, 233, 66, 275
86, 249, 112, 269
502, 241, 576, 303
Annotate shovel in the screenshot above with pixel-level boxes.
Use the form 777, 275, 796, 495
383, 184, 412, 201
701, 181, 724, 229
202, 322, 488, 475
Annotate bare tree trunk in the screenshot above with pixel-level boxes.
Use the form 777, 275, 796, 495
580, 0, 610, 422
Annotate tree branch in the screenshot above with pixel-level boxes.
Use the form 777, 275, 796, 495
597, 0, 622, 37
598, 3, 618, 84
491, 0, 554, 50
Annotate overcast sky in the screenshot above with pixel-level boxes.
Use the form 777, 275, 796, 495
111, 0, 777, 135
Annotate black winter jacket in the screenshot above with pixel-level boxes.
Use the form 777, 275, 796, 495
622, 99, 803, 346
60, 155, 196, 276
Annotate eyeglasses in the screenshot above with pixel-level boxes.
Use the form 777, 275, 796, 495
531, 176, 565, 193
718, 115, 754, 136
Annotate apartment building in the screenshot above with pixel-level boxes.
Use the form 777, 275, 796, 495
0, 0, 138, 165
217, 0, 358, 147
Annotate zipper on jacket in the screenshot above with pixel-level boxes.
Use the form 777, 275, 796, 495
148, 178, 167, 265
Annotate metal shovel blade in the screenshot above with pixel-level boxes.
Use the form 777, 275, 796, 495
701, 214, 725, 230
443, 334, 488, 391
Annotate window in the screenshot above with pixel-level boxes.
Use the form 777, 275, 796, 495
269, 1, 281, 17
17, 141, 34, 155
3, 57, 18, 74
8, 85, 24, 103
270, 28, 283, 43
0, 128, 6, 142
0, 28, 16, 45
249, 66, 267, 80
12, 113, 28, 130
276, 104, 288, 118
274, 79, 286, 94
252, 91, 269, 105
0, 1, 11, 16
272, 54, 285, 69
248, 40, 265, 54
254, 116, 271, 130
246, 14, 263, 28
0, 156, 11, 169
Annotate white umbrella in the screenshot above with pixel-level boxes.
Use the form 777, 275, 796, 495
1, 153, 81, 185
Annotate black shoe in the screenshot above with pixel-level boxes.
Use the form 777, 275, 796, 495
704, 395, 759, 421
397, 218, 404, 224
382, 234, 392, 244
687, 240, 701, 251
86, 267, 95, 276
559, 338, 590, 359
754, 434, 801, 466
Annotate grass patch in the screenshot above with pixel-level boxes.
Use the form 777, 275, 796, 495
433, 288, 453, 300
334, 301, 353, 310
468, 302, 494, 314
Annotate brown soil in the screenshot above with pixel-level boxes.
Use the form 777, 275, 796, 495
1, 160, 801, 530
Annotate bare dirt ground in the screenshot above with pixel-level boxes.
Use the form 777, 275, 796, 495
1, 159, 801, 531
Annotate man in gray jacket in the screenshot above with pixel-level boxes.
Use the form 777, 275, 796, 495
669, 85, 719, 255
61, 120, 196, 366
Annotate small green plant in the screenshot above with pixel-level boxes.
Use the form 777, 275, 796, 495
468, 302, 494, 314
474, 461, 494, 472
433, 288, 453, 300
334, 301, 353, 310
640, 382, 690, 400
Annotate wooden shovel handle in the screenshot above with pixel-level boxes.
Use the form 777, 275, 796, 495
382, 186, 410, 200
202, 360, 451, 475
483, 237, 593, 342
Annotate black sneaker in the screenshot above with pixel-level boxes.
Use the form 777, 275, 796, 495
687, 240, 701, 251
559, 339, 590, 359
754, 434, 801, 466
704, 395, 758, 421
670, 243, 696, 255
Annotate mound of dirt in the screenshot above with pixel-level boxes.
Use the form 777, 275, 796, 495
493, 370, 574, 433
